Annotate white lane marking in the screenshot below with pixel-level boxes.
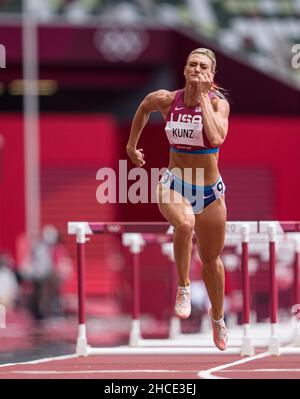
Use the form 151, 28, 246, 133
198, 352, 269, 379
0, 354, 77, 368
0, 369, 196, 375
220, 369, 300, 373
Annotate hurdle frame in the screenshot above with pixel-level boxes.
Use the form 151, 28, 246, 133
68, 221, 300, 357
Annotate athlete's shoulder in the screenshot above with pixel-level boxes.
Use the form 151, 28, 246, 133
148, 89, 176, 103
142, 89, 177, 112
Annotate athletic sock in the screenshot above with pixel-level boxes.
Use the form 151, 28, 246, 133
211, 313, 224, 324
178, 285, 190, 291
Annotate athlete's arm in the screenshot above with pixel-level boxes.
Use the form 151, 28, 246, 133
199, 95, 230, 148
126, 90, 173, 167
195, 73, 230, 148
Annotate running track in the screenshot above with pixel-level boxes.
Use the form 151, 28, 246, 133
0, 352, 300, 379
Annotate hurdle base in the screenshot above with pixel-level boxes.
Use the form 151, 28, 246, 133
268, 337, 280, 356
76, 338, 89, 357
240, 336, 255, 357
129, 319, 142, 347
169, 316, 182, 339
279, 346, 300, 354
76, 324, 89, 357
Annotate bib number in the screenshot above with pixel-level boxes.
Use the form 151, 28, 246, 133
216, 181, 224, 195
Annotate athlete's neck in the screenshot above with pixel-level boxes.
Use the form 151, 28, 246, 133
184, 85, 209, 108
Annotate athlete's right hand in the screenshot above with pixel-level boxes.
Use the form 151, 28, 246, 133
126, 146, 145, 167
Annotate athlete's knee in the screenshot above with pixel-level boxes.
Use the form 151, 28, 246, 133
201, 255, 223, 270
174, 219, 194, 238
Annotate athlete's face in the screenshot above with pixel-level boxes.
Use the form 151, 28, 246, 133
184, 54, 214, 84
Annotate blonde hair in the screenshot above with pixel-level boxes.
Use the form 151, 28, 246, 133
187, 48, 228, 100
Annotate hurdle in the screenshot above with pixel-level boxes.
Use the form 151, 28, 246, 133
67, 221, 300, 357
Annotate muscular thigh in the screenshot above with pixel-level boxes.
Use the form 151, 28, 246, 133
194, 197, 227, 261
157, 183, 195, 227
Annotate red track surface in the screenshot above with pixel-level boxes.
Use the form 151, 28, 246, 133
0, 353, 300, 379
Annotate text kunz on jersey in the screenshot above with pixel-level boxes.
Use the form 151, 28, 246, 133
173, 128, 194, 138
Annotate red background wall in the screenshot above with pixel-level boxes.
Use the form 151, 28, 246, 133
0, 114, 25, 255
0, 113, 119, 255
221, 116, 300, 221
0, 113, 299, 257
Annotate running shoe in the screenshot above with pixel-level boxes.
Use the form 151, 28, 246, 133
174, 286, 191, 319
209, 308, 228, 351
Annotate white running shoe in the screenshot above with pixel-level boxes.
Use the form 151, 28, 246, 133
209, 308, 228, 351
174, 286, 191, 319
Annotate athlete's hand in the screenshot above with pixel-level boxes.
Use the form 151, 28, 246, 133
126, 146, 145, 167
191, 72, 213, 94
200, 72, 214, 93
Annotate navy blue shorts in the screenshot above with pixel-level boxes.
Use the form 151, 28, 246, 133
159, 169, 225, 214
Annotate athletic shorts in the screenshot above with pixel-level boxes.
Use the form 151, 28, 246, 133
159, 169, 225, 214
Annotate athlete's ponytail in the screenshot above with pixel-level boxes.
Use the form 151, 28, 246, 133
211, 82, 228, 100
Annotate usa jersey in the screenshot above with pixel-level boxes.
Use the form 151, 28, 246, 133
165, 89, 219, 154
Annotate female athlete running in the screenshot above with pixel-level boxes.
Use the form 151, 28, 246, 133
126, 48, 229, 350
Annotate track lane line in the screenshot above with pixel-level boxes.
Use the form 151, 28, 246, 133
0, 369, 199, 375
198, 352, 269, 379
219, 368, 300, 373
0, 354, 77, 368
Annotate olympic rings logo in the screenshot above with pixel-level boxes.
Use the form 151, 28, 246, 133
94, 27, 149, 62
107, 224, 122, 233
